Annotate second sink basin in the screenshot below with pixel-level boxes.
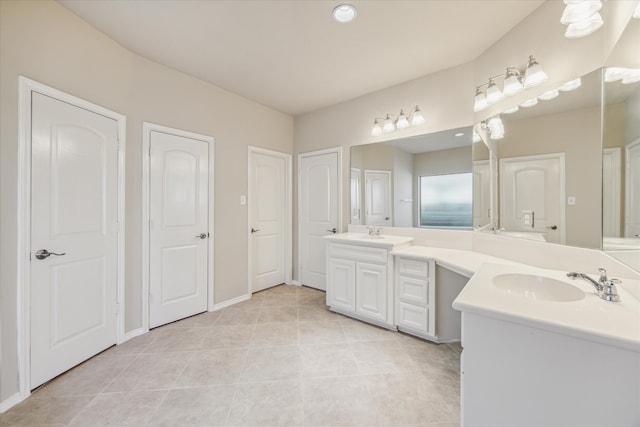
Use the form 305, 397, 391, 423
493, 273, 585, 302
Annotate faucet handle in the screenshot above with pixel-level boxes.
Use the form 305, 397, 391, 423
598, 268, 608, 282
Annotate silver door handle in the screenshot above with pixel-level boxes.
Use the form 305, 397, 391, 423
385, 217, 390, 220
195, 233, 207, 239
326, 228, 337, 234
251, 228, 260, 233
35, 249, 66, 260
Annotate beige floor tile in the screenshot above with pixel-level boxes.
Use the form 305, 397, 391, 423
240, 345, 301, 382
297, 291, 327, 306
400, 336, 460, 371
350, 341, 420, 375
260, 284, 298, 296
250, 321, 299, 347
298, 305, 338, 322
257, 306, 298, 323
33, 354, 136, 398
262, 293, 298, 307
175, 348, 247, 386
230, 293, 265, 309
101, 332, 157, 356
215, 308, 261, 326
199, 324, 255, 349
0, 396, 92, 426
302, 376, 382, 427
105, 352, 193, 392
299, 343, 359, 378
146, 385, 237, 427
342, 320, 399, 342
299, 320, 346, 345
68, 390, 166, 426
363, 372, 457, 425
171, 310, 222, 328
226, 380, 303, 426
142, 327, 208, 353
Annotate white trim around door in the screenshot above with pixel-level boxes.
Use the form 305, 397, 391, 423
247, 146, 293, 294
16, 76, 126, 403
141, 122, 215, 331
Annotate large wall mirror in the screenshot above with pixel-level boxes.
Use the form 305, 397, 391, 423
350, 127, 472, 229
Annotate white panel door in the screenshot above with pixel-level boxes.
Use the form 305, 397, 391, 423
30, 92, 118, 389
500, 154, 564, 244
473, 160, 491, 228
149, 131, 209, 328
365, 170, 392, 226
299, 151, 339, 290
250, 151, 286, 292
626, 139, 640, 238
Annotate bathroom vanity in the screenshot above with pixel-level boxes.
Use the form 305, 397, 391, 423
453, 263, 640, 427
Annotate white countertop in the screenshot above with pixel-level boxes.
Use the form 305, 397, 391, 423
325, 233, 413, 249
452, 262, 640, 353
390, 245, 524, 278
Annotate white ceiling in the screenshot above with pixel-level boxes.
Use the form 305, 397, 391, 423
57, 0, 544, 116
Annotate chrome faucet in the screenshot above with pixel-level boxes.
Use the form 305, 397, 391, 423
566, 268, 621, 302
366, 226, 383, 236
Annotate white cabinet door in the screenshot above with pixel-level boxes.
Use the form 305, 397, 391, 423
327, 258, 356, 312
355, 262, 387, 321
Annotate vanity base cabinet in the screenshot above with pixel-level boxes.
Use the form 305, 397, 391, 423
395, 257, 436, 340
460, 312, 640, 427
326, 242, 394, 329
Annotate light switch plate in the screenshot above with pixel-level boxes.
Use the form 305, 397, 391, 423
568, 196, 576, 206
240, 195, 247, 205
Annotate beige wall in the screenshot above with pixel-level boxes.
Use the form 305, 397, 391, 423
0, 0, 292, 401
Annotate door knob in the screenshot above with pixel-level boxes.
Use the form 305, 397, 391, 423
35, 249, 66, 260
251, 228, 260, 233
546, 225, 558, 230
385, 217, 390, 221
195, 233, 207, 239
326, 227, 337, 234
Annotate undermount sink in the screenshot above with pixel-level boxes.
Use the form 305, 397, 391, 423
341, 233, 384, 239
493, 273, 585, 302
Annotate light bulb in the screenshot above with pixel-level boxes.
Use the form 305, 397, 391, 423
519, 98, 538, 108
634, 2, 640, 19
622, 69, 640, 84
523, 56, 548, 87
411, 107, 425, 126
561, 1, 602, 24
558, 78, 582, 91
538, 89, 559, 101
605, 67, 626, 82
474, 89, 488, 112
371, 120, 383, 137
503, 70, 524, 96
396, 110, 410, 129
486, 80, 505, 104
565, 12, 603, 38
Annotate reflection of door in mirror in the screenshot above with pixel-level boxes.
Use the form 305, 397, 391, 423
350, 168, 361, 224
473, 160, 491, 229
602, 147, 621, 237
626, 139, 640, 238
365, 170, 391, 226
499, 153, 565, 244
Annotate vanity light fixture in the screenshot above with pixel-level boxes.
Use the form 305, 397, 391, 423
474, 55, 548, 112
519, 97, 538, 108
503, 105, 519, 114
371, 105, 425, 136
605, 67, 640, 84
332, 4, 357, 23
472, 130, 482, 143
484, 115, 505, 140
634, 1, 640, 18
561, 0, 604, 38
538, 88, 560, 101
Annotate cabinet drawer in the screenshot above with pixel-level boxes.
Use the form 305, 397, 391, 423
397, 275, 429, 306
328, 243, 387, 264
397, 258, 430, 278
397, 302, 429, 333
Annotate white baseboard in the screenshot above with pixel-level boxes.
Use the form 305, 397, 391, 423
121, 327, 147, 344
289, 280, 302, 286
211, 293, 251, 311
0, 392, 22, 413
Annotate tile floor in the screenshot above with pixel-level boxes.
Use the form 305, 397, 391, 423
1, 285, 461, 427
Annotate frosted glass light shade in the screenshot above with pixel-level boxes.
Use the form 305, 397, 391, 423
622, 69, 640, 84
565, 13, 603, 38
559, 78, 582, 91
523, 56, 548, 87
486, 81, 505, 104
503, 105, 519, 114
396, 111, 410, 129
411, 108, 425, 126
383, 116, 395, 133
561, 1, 602, 24
371, 120, 383, 137
503, 73, 524, 96
474, 90, 488, 112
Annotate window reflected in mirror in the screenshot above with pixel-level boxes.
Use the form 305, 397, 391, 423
419, 173, 472, 228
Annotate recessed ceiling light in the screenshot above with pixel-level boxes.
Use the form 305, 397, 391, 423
455, 133, 464, 137
332, 4, 357, 23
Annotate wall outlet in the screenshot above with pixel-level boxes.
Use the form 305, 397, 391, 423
240, 195, 247, 205
567, 196, 576, 206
